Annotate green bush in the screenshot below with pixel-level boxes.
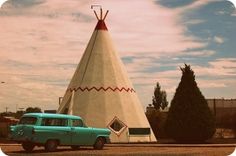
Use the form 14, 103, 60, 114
165, 64, 215, 143
146, 111, 168, 139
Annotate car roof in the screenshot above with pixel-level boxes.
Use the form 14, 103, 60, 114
23, 113, 82, 120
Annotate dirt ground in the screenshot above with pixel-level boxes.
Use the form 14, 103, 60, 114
1, 144, 235, 156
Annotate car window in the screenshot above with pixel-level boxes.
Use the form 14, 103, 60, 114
19, 117, 37, 125
72, 119, 83, 127
41, 118, 68, 126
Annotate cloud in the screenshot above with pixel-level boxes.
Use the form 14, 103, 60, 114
169, 0, 215, 13
0, 0, 44, 16
194, 58, 236, 77
7, 0, 45, 8
95, 0, 208, 56
184, 19, 205, 25
130, 57, 236, 104
198, 80, 227, 88
156, 0, 219, 12
0, 0, 93, 24
0, 0, 210, 65
0, 74, 65, 111
213, 36, 224, 44
184, 50, 216, 57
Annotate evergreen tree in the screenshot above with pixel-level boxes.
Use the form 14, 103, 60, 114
25, 107, 42, 113
152, 82, 168, 110
165, 64, 215, 143
161, 91, 168, 110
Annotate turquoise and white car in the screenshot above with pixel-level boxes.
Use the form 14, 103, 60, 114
10, 113, 111, 152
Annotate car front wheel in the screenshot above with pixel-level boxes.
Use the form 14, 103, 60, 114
45, 140, 58, 152
93, 137, 105, 150
22, 142, 35, 152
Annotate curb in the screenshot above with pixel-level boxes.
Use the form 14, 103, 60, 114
0, 144, 20, 146
0, 143, 235, 147
105, 144, 236, 147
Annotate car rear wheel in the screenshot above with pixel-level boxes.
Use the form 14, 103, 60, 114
22, 142, 35, 152
45, 140, 58, 152
71, 145, 80, 150
93, 137, 105, 150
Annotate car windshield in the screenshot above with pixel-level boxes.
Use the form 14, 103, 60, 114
19, 117, 37, 125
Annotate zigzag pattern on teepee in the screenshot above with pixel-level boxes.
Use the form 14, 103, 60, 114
67, 86, 136, 93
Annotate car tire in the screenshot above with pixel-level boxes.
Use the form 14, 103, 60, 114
22, 142, 35, 152
45, 140, 58, 152
71, 145, 80, 150
93, 137, 105, 150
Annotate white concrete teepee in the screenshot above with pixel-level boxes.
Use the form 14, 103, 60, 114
58, 6, 156, 142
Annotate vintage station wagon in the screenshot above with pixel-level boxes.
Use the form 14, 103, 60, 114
9, 113, 111, 152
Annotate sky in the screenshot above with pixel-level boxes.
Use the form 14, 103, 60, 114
0, 0, 236, 112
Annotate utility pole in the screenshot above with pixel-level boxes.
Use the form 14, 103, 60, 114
213, 98, 216, 117
59, 97, 63, 105
16, 103, 18, 113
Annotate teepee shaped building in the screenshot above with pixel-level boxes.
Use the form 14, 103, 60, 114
58, 8, 156, 142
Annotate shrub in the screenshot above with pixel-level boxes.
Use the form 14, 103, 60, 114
165, 64, 215, 143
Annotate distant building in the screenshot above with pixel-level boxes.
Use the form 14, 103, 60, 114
207, 99, 236, 116
146, 104, 169, 115
146, 98, 236, 138
207, 98, 236, 128
207, 98, 236, 113
146, 104, 156, 115
0, 116, 18, 137
44, 110, 57, 114
146, 99, 236, 126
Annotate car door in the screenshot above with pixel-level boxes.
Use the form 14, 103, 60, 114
41, 118, 71, 145
70, 119, 93, 145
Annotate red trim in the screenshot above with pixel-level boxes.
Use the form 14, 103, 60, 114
95, 20, 108, 30
67, 86, 135, 93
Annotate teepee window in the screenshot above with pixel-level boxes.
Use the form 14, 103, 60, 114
110, 120, 123, 131
108, 117, 127, 135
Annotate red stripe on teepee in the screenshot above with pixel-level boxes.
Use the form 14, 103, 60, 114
95, 20, 108, 30
67, 86, 136, 93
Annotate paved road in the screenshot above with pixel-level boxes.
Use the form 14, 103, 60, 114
1, 144, 235, 156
